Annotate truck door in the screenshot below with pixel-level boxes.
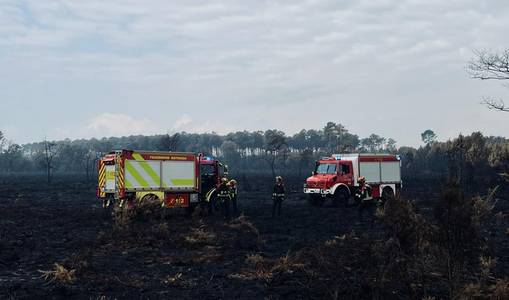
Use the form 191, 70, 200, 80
104, 161, 116, 192
200, 162, 216, 192
338, 162, 353, 184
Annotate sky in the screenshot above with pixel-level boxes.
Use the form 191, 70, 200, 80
0, 0, 508, 147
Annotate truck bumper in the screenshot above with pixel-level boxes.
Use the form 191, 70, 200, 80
303, 188, 332, 196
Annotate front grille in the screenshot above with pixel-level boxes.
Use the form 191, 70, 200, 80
307, 182, 319, 188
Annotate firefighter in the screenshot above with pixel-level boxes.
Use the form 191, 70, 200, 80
355, 176, 374, 219
272, 176, 286, 218
229, 179, 238, 216
216, 177, 231, 220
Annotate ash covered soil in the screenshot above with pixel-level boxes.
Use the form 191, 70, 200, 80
0, 178, 508, 299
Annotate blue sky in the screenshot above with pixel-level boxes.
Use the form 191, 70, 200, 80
0, 0, 508, 146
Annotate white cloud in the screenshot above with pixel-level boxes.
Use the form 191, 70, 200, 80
171, 113, 234, 134
172, 113, 192, 130
86, 113, 159, 138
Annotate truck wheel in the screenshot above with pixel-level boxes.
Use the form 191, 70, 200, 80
333, 189, 350, 207
139, 194, 161, 207
381, 187, 395, 203
308, 195, 325, 207
137, 194, 162, 220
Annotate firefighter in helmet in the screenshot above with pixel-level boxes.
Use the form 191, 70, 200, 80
272, 176, 286, 218
229, 179, 238, 216
355, 177, 371, 200
216, 177, 231, 220
355, 176, 374, 219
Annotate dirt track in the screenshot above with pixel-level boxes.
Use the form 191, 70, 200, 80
0, 179, 507, 299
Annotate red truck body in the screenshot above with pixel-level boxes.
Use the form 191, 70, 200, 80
303, 153, 402, 205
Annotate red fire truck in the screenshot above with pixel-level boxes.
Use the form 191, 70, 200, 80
303, 153, 402, 206
97, 150, 227, 209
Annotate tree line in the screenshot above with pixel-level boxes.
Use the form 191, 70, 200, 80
0, 123, 507, 188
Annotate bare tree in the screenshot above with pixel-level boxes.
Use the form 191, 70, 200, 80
3, 143, 22, 173
159, 133, 180, 151
263, 130, 287, 179
385, 138, 397, 153
0, 131, 5, 152
42, 139, 58, 183
468, 49, 509, 112
79, 149, 97, 181
298, 149, 313, 178
481, 96, 508, 112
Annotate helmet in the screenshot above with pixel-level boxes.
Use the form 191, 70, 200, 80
229, 179, 237, 186
221, 177, 228, 184
276, 176, 283, 182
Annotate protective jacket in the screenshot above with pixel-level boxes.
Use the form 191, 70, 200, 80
355, 184, 372, 201
229, 186, 238, 199
216, 183, 230, 202
273, 183, 285, 198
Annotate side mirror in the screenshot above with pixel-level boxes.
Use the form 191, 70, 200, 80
312, 171, 316, 176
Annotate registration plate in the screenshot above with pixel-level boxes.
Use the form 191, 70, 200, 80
165, 194, 189, 207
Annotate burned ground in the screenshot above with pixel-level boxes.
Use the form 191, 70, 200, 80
0, 177, 508, 299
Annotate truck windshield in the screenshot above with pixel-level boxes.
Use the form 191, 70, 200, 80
316, 163, 337, 174
200, 164, 215, 176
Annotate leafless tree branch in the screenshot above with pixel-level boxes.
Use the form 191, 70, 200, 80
468, 49, 509, 113
481, 97, 509, 113
468, 49, 509, 81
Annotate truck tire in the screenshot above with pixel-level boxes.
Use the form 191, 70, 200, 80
140, 193, 160, 203
381, 187, 395, 203
137, 193, 163, 220
308, 194, 325, 207
333, 188, 350, 207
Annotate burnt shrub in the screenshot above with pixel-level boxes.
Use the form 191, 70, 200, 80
375, 197, 437, 299
226, 215, 264, 251
268, 233, 378, 299
433, 183, 495, 297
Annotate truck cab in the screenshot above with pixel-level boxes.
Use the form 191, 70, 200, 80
199, 156, 227, 201
310, 159, 353, 187
304, 158, 353, 206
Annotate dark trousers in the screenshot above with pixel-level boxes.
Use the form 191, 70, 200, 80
272, 197, 283, 217
358, 200, 375, 220
231, 196, 238, 216
220, 197, 230, 220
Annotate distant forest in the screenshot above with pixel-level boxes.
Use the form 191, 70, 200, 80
0, 122, 508, 188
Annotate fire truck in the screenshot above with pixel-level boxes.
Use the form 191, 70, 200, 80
97, 150, 227, 209
303, 153, 402, 206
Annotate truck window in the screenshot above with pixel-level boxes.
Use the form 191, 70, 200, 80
316, 163, 337, 174
200, 164, 215, 176
341, 164, 350, 174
